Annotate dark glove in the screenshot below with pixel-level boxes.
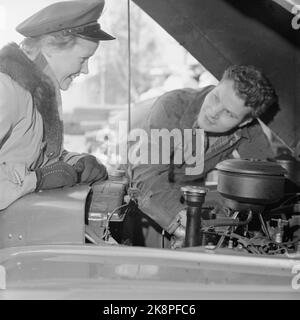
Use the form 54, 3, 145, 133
35, 161, 78, 191
74, 155, 108, 184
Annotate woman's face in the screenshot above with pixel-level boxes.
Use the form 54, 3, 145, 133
44, 37, 99, 90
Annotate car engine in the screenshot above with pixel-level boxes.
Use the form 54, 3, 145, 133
84, 159, 300, 257
181, 158, 300, 256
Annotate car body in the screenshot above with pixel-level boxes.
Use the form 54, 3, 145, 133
0, 0, 299, 300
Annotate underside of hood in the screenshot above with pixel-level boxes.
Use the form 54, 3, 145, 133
133, 0, 300, 150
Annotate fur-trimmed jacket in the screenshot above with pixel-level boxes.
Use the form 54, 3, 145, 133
0, 43, 83, 210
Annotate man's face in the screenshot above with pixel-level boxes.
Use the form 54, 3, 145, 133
45, 37, 99, 90
197, 79, 253, 133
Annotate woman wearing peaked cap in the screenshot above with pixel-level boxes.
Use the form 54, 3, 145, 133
0, 0, 115, 210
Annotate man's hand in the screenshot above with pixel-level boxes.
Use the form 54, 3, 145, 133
74, 155, 107, 184
171, 224, 186, 249
170, 209, 187, 249
177, 209, 187, 227
35, 161, 78, 191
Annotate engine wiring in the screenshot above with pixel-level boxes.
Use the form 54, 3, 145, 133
102, 203, 130, 241
203, 228, 299, 256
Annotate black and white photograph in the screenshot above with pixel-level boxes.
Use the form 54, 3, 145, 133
0, 0, 299, 305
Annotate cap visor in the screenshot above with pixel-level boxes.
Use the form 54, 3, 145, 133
78, 29, 115, 41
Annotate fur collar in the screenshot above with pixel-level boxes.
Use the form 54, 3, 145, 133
0, 42, 62, 160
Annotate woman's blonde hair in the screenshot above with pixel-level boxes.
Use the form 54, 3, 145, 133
20, 31, 78, 59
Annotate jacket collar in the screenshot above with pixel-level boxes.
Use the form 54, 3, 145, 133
33, 52, 62, 115
0, 42, 63, 160
34, 52, 61, 92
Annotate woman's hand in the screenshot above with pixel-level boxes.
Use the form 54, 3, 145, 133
74, 155, 108, 184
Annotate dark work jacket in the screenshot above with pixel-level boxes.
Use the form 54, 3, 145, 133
126, 86, 274, 234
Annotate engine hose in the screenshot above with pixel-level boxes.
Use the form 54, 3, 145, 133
202, 211, 253, 228
265, 204, 299, 216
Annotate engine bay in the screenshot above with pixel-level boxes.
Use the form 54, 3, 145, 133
0, 158, 299, 260
85, 159, 300, 258
197, 194, 300, 257
198, 158, 300, 257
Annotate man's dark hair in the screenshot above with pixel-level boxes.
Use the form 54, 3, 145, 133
222, 65, 278, 118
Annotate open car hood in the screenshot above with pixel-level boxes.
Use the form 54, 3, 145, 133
133, 0, 300, 149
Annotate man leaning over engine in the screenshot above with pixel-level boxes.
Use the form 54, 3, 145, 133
126, 65, 278, 248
